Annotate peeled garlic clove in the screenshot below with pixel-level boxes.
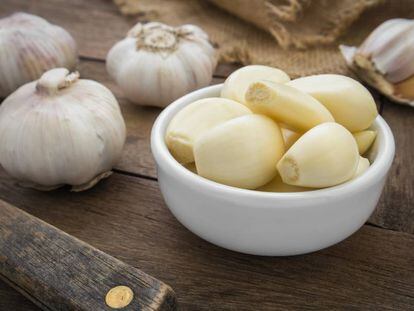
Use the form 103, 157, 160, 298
245, 81, 334, 132
352, 157, 370, 179
281, 127, 302, 150
194, 114, 285, 189
0, 13, 78, 98
353, 130, 377, 155
0, 68, 126, 191
166, 97, 252, 164
257, 173, 310, 193
277, 122, 359, 188
287, 74, 378, 132
340, 18, 414, 106
106, 22, 217, 107
221, 65, 290, 104
183, 162, 198, 174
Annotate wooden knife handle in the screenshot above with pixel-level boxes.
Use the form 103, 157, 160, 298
0, 199, 177, 311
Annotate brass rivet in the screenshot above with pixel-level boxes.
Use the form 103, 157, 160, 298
105, 285, 134, 309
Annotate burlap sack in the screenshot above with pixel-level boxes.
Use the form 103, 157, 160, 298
113, 0, 414, 78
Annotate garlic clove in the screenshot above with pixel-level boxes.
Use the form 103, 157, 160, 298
281, 127, 302, 150
353, 130, 377, 155
0, 68, 126, 191
352, 157, 370, 180
245, 80, 334, 132
340, 18, 414, 106
277, 122, 359, 188
183, 162, 198, 174
0, 12, 78, 98
194, 114, 285, 189
165, 97, 252, 164
287, 74, 378, 132
221, 65, 290, 104
257, 173, 310, 193
106, 22, 217, 107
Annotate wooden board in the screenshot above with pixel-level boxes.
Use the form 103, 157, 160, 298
0, 171, 413, 310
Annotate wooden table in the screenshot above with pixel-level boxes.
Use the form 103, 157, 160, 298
1, 1, 413, 310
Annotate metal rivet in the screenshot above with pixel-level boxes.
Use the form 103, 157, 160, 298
105, 285, 134, 309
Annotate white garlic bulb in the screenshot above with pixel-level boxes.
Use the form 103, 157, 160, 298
0, 12, 78, 98
0, 68, 126, 191
340, 18, 414, 107
106, 22, 217, 107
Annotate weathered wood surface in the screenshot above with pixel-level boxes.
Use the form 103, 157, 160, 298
0, 172, 413, 310
0, 0, 413, 309
0, 199, 176, 311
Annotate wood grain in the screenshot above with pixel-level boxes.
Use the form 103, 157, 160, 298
0, 171, 413, 310
371, 99, 414, 234
0, 198, 176, 311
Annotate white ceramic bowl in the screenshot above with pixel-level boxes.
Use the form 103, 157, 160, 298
151, 84, 395, 256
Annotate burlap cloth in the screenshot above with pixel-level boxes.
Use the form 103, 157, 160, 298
113, 0, 414, 77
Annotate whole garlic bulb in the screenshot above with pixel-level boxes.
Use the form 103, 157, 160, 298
340, 18, 414, 107
0, 68, 126, 191
106, 22, 217, 107
0, 12, 78, 98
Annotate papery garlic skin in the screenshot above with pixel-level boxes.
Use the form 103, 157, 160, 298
194, 114, 285, 189
340, 18, 414, 106
0, 68, 126, 191
107, 22, 217, 107
352, 157, 370, 179
287, 75, 378, 132
353, 130, 377, 155
221, 65, 290, 104
277, 122, 359, 188
166, 97, 252, 164
0, 13, 78, 98
245, 81, 334, 132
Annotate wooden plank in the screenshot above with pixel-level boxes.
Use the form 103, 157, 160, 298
0, 170, 412, 310
0, 199, 176, 311
372, 99, 414, 234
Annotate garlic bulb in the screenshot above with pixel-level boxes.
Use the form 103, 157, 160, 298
281, 127, 302, 150
353, 130, 377, 155
165, 97, 251, 164
221, 65, 290, 104
257, 173, 310, 193
0, 68, 126, 191
340, 18, 414, 107
194, 114, 285, 189
277, 122, 359, 188
0, 12, 78, 98
287, 74, 378, 132
245, 80, 334, 132
106, 22, 217, 107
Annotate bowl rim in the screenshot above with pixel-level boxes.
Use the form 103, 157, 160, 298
151, 83, 395, 200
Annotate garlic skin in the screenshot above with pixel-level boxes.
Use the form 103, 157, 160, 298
245, 81, 334, 132
277, 122, 359, 188
165, 97, 252, 164
221, 65, 290, 104
353, 130, 377, 155
0, 68, 126, 191
194, 114, 285, 190
0, 13, 78, 98
340, 18, 414, 106
287, 74, 378, 132
107, 22, 217, 107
